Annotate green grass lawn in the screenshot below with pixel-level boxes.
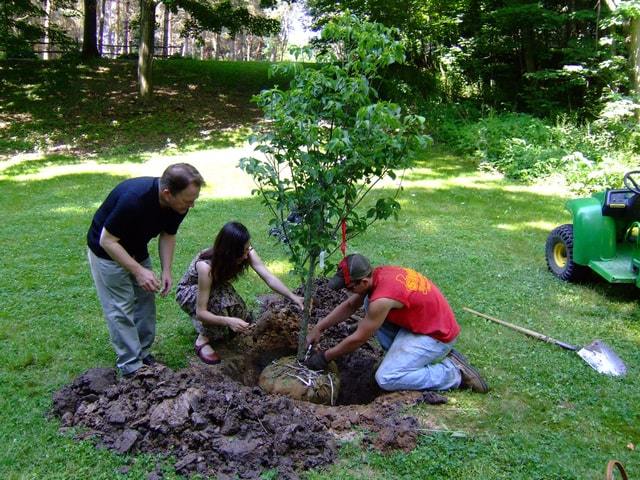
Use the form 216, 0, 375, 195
0, 58, 292, 160
1, 60, 638, 480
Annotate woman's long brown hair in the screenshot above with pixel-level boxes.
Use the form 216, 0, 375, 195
199, 222, 251, 285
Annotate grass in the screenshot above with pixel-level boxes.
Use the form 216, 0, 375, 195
1, 60, 639, 480
0, 58, 292, 159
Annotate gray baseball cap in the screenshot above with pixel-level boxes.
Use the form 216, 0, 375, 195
327, 254, 372, 290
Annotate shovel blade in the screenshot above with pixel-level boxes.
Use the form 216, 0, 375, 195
577, 340, 627, 377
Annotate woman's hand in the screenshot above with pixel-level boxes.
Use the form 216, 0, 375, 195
226, 317, 250, 333
290, 294, 305, 311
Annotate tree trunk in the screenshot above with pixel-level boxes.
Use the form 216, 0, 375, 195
42, 0, 51, 59
214, 33, 220, 60
182, 36, 190, 57
123, 0, 130, 54
98, 0, 106, 55
115, 0, 120, 55
631, 16, 640, 120
162, 4, 171, 57
296, 253, 318, 361
522, 27, 535, 73
82, 0, 100, 59
138, 0, 156, 101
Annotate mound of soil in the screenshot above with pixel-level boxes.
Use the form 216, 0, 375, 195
51, 279, 443, 479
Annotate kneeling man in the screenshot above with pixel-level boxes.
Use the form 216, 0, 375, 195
305, 254, 488, 393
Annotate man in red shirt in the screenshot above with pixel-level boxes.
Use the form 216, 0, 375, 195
306, 254, 488, 393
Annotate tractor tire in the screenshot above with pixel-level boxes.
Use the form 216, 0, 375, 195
545, 224, 587, 282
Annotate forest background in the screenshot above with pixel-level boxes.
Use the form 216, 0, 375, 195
2, 0, 640, 185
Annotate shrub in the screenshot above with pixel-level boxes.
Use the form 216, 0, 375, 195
429, 109, 636, 193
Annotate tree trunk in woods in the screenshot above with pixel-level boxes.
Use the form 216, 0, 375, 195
213, 33, 219, 60
138, 0, 156, 101
42, 0, 51, 59
82, 0, 100, 59
162, 5, 171, 57
522, 27, 535, 73
115, 0, 120, 55
98, 0, 106, 55
123, 0, 130, 54
631, 16, 640, 120
182, 36, 190, 57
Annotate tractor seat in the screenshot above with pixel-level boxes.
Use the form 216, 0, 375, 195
602, 189, 640, 219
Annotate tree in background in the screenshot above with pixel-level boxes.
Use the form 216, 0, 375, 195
1, 0, 74, 58
137, 0, 280, 100
240, 14, 429, 359
82, 0, 99, 58
601, 1, 640, 119
306, 0, 631, 118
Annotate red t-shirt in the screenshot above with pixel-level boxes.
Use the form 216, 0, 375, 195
369, 266, 460, 343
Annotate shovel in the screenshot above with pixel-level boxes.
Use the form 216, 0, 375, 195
463, 307, 627, 377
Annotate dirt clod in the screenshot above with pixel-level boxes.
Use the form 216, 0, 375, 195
51, 279, 439, 478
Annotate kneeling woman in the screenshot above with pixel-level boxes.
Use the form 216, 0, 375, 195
176, 221, 304, 364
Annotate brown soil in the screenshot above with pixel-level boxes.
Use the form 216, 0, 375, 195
51, 279, 444, 479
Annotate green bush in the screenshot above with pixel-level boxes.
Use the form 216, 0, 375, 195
421, 99, 482, 151
430, 110, 636, 193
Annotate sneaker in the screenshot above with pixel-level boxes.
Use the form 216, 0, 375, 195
448, 349, 489, 394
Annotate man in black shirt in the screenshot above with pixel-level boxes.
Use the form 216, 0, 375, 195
87, 163, 204, 376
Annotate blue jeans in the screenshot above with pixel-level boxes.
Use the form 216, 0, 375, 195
375, 321, 462, 391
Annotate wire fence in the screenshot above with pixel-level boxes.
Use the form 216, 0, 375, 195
3, 41, 183, 59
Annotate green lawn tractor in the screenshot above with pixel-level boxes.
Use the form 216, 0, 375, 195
546, 171, 640, 287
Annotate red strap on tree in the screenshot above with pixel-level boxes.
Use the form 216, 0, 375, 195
339, 257, 352, 286
341, 218, 347, 256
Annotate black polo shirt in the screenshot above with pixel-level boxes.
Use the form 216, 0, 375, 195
87, 177, 187, 261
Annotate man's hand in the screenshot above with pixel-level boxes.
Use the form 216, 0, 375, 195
160, 271, 172, 297
135, 267, 161, 293
304, 350, 328, 371
306, 327, 321, 348
226, 317, 250, 333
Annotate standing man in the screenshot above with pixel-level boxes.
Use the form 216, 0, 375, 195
305, 254, 488, 393
87, 163, 204, 377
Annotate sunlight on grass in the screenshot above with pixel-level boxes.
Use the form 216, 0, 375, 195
1, 159, 150, 181
50, 205, 93, 214
263, 259, 291, 276
1, 146, 258, 199
496, 220, 559, 232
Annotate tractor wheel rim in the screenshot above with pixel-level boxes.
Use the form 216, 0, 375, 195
553, 243, 567, 268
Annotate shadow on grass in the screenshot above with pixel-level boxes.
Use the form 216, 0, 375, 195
0, 58, 287, 158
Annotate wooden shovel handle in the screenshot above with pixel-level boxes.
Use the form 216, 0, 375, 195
606, 460, 628, 480
463, 307, 577, 351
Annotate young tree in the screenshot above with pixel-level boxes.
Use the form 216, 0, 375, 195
240, 14, 429, 360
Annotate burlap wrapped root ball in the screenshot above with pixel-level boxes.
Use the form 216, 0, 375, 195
259, 355, 340, 405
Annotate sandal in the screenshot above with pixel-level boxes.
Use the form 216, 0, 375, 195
194, 342, 221, 365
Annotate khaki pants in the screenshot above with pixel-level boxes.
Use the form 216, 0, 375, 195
88, 249, 156, 375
